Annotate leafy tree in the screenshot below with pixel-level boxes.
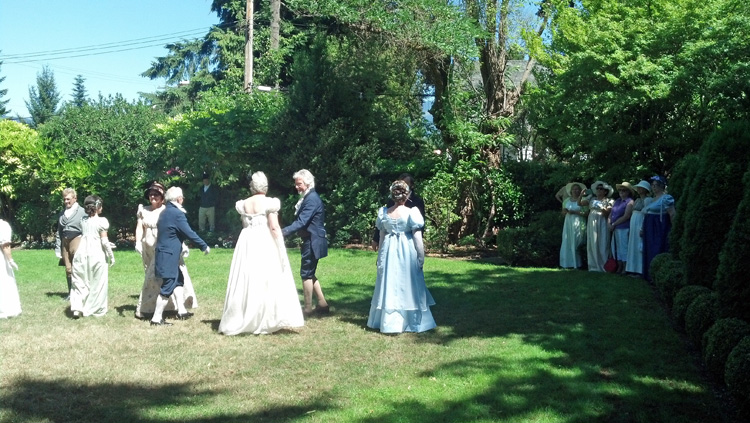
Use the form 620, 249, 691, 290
0, 56, 9, 117
71, 74, 88, 107
25, 65, 61, 128
38, 95, 168, 234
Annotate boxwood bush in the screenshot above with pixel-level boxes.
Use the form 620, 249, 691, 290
651, 253, 686, 307
672, 285, 712, 328
725, 336, 750, 414
684, 292, 718, 346
703, 318, 750, 383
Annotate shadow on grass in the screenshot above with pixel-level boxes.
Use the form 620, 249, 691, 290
0, 378, 331, 423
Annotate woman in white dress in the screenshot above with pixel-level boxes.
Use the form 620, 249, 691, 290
580, 181, 613, 272
367, 180, 436, 333
559, 182, 587, 269
219, 172, 304, 335
70, 196, 115, 318
625, 181, 653, 275
134, 181, 198, 319
0, 219, 21, 319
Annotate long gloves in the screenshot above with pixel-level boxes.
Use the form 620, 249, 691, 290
413, 229, 425, 269
274, 235, 289, 273
101, 237, 115, 267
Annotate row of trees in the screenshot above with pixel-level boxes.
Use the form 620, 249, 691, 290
0, 0, 748, 251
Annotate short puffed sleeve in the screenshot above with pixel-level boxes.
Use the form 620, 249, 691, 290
376, 207, 387, 231
137, 203, 145, 219
0, 220, 12, 244
266, 197, 281, 214
235, 199, 246, 215
407, 207, 425, 232
663, 194, 675, 209
98, 217, 111, 233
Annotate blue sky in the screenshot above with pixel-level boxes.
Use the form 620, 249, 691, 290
0, 0, 219, 118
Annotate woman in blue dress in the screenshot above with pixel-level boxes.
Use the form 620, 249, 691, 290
641, 175, 676, 281
367, 180, 436, 333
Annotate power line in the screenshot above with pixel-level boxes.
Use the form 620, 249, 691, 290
0, 22, 239, 64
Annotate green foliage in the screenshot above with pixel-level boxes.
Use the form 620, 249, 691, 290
71, 75, 87, 107
651, 253, 686, 308
25, 66, 61, 128
703, 318, 750, 383
0, 57, 8, 117
680, 121, 750, 288
37, 95, 168, 234
672, 285, 712, 328
421, 169, 460, 252
496, 210, 563, 267
684, 291, 718, 346
725, 336, 750, 413
715, 162, 750, 322
668, 153, 699, 257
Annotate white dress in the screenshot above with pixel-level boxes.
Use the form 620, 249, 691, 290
135, 204, 198, 318
625, 197, 653, 274
219, 197, 304, 335
0, 220, 21, 319
70, 215, 110, 316
586, 198, 612, 272
559, 198, 586, 269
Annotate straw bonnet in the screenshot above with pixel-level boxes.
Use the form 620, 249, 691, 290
590, 180, 614, 197
635, 180, 651, 192
615, 181, 636, 196
565, 182, 587, 197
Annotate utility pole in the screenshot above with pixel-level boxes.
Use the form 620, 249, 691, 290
270, 0, 280, 51
244, 0, 254, 92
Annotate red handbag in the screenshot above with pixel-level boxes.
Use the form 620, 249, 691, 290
604, 257, 617, 273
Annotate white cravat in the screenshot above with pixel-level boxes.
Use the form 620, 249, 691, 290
64, 203, 79, 218
294, 188, 312, 215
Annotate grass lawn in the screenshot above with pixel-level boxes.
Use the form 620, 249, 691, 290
0, 248, 736, 423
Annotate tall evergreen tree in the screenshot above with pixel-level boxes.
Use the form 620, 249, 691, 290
25, 65, 61, 128
0, 56, 9, 117
71, 74, 88, 107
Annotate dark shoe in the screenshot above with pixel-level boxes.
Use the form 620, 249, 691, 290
150, 319, 173, 327
302, 308, 315, 318
176, 312, 194, 320
315, 305, 330, 315
72, 311, 81, 319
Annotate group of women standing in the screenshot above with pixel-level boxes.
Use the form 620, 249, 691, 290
559, 176, 676, 279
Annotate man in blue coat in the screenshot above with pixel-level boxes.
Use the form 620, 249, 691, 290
151, 186, 210, 326
282, 169, 330, 317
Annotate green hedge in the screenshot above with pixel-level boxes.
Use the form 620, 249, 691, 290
703, 318, 750, 383
497, 210, 563, 268
725, 336, 750, 413
651, 253, 686, 307
714, 163, 750, 322
680, 121, 750, 288
684, 292, 718, 346
672, 285, 712, 328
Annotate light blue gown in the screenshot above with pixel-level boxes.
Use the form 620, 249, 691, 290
367, 206, 436, 333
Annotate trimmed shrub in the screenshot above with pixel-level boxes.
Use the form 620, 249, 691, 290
725, 336, 750, 413
652, 257, 686, 308
684, 292, 718, 346
680, 121, 750, 288
668, 153, 699, 257
703, 318, 750, 383
715, 163, 750, 322
672, 285, 712, 328
497, 210, 563, 268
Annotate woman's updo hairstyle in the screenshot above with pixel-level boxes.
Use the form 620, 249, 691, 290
83, 195, 102, 216
389, 180, 410, 202
250, 171, 269, 194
